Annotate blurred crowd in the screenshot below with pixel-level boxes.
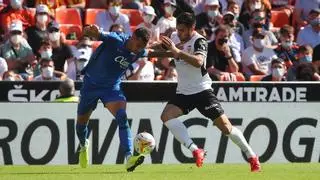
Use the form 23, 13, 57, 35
0, 0, 319, 82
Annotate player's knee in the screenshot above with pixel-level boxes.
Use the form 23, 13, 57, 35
221, 124, 232, 135
160, 113, 169, 123
115, 109, 129, 129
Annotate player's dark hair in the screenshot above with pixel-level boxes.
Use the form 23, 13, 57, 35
134, 27, 151, 44
176, 12, 196, 28
214, 25, 231, 36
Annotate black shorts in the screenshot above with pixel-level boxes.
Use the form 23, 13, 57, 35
168, 89, 224, 121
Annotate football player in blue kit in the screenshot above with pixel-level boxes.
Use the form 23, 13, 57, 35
76, 25, 163, 172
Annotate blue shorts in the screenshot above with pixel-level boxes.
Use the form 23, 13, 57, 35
77, 82, 126, 115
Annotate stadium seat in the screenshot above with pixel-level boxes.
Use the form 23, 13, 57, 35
250, 75, 265, 81
55, 8, 82, 26
271, 10, 290, 28
60, 24, 82, 39
85, 8, 104, 25
120, 9, 143, 27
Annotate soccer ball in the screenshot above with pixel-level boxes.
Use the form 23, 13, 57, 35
134, 132, 156, 155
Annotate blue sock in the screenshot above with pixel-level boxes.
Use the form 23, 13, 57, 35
76, 122, 88, 147
115, 109, 133, 157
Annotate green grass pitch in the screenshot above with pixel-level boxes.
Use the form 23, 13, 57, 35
1, 163, 320, 180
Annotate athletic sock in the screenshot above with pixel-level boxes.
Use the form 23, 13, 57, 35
76, 122, 88, 147
115, 109, 133, 156
165, 118, 198, 152
227, 126, 256, 158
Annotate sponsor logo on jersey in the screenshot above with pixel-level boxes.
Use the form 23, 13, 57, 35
114, 56, 130, 69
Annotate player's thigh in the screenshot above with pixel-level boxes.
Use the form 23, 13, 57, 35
161, 94, 194, 122
77, 89, 99, 121
160, 104, 184, 122
196, 89, 225, 123
104, 101, 127, 117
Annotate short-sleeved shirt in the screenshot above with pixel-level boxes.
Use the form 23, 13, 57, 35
52, 43, 73, 72
171, 31, 212, 95
206, 40, 237, 72
297, 25, 320, 48
241, 46, 278, 75
25, 26, 48, 57
33, 75, 60, 81
0, 40, 33, 62
82, 32, 147, 89
96, 11, 131, 34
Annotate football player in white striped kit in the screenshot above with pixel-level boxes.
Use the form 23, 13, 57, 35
160, 12, 261, 172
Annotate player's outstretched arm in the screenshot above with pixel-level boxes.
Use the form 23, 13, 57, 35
160, 36, 205, 68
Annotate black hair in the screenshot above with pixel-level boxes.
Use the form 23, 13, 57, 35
176, 12, 196, 28
134, 27, 151, 44
296, 63, 316, 81
214, 25, 231, 36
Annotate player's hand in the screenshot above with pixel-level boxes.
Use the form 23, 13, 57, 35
83, 24, 100, 39
160, 36, 180, 58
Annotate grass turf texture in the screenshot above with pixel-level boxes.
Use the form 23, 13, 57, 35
1, 163, 320, 180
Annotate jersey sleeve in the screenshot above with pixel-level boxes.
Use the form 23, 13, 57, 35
194, 38, 208, 56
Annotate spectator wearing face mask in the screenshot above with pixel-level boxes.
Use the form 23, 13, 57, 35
25, 4, 51, 57
261, 58, 287, 81
226, 0, 245, 36
287, 45, 314, 81
0, 57, 8, 80
0, 0, 34, 33
239, 0, 272, 30
96, 0, 131, 34
242, 9, 278, 49
48, 21, 73, 72
297, 9, 320, 48
155, 0, 177, 37
274, 25, 299, 69
196, 0, 222, 40
0, 20, 34, 73
33, 58, 66, 81
206, 25, 240, 81
242, 29, 278, 77
137, 6, 159, 44
219, 0, 244, 14
72, 41, 92, 80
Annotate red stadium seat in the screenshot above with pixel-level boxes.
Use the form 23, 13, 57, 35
120, 9, 143, 27
64, 39, 78, 46
60, 24, 82, 39
250, 75, 265, 81
55, 8, 82, 26
271, 10, 290, 28
85, 8, 104, 25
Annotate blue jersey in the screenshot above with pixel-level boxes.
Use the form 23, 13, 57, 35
82, 32, 147, 89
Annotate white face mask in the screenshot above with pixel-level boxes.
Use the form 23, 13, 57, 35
37, 15, 48, 24
143, 15, 154, 24
49, 32, 60, 41
164, 6, 175, 15
207, 10, 219, 18
253, 39, 265, 49
10, 34, 22, 44
272, 68, 284, 79
251, 1, 262, 11
42, 66, 54, 78
109, 6, 121, 16
281, 40, 293, 49
41, 50, 52, 59
10, 0, 22, 9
